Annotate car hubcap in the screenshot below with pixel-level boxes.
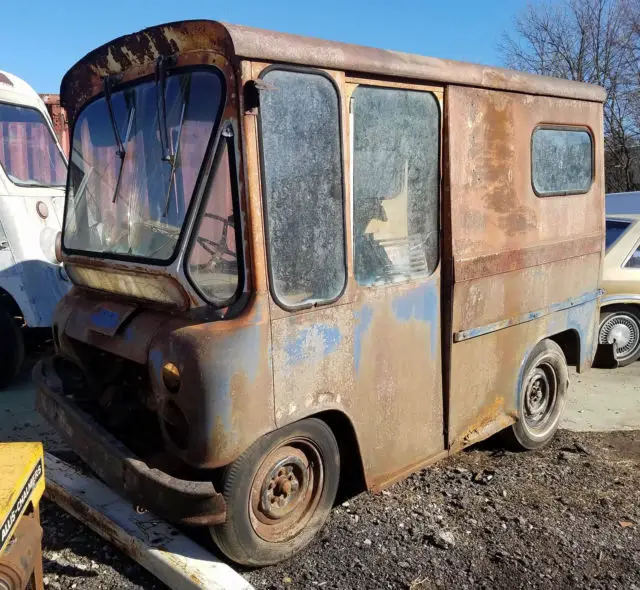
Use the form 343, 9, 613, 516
600, 313, 640, 362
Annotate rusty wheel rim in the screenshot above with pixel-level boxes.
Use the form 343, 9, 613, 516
522, 361, 558, 435
249, 438, 324, 543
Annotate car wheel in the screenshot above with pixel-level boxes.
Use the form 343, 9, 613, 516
210, 417, 340, 566
503, 339, 568, 451
598, 306, 640, 367
0, 307, 24, 390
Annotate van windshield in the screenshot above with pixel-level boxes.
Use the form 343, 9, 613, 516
0, 104, 67, 187
63, 69, 224, 261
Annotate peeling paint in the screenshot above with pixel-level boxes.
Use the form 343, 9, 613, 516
353, 305, 373, 373
391, 282, 439, 356
283, 324, 342, 366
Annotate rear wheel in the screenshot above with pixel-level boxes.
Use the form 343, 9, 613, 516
598, 306, 640, 367
0, 307, 24, 389
210, 418, 340, 566
503, 339, 568, 451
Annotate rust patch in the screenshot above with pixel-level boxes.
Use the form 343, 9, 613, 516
455, 396, 514, 449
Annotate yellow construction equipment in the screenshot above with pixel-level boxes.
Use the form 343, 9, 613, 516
0, 443, 45, 590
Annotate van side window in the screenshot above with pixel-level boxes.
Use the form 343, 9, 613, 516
532, 128, 592, 196
0, 103, 66, 187
352, 86, 440, 285
259, 69, 346, 308
625, 245, 640, 268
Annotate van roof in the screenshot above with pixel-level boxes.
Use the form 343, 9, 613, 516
60, 19, 607, 120
0, 69, 47, 111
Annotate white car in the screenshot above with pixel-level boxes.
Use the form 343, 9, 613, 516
0, 70, 70, 386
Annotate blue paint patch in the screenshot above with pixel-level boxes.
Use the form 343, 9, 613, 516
391, 282, 439, 356
90, 308, 120, 330
149, 348, 163, 383
123, 325, 135, 342
284, 324, 342, 366
353, 305, 374, 374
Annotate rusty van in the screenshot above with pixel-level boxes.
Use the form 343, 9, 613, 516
34, 20, 606, 565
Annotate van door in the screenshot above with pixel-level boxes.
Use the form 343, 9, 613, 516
347, 81, 445, 486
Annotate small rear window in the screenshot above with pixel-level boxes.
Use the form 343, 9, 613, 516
605, 219, 631, 251
532, 127, 593, 196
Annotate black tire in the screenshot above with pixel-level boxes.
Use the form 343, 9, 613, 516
210, 417, 340, 566
503, 339, 568, 451
0, 307, 24, 390
598, 306, 640, 367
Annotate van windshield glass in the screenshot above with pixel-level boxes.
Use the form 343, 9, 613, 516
0, 104, 66, 187
64, 69, 224, 261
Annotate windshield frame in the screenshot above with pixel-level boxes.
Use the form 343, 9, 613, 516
0, 101, 67, 189
61, 64, 228, 267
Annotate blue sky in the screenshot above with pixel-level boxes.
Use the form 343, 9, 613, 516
1, 0, 528, 93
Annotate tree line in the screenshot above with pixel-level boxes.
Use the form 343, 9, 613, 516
501, 0, 640, 193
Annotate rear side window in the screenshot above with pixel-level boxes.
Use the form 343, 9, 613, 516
352, 86, 440, 285
625, 245, 640, 268
259, 69, 345, 308
605, 219, 631, 251
532, 127, 593, 196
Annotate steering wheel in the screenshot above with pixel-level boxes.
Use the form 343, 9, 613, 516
194, 213, 237, 268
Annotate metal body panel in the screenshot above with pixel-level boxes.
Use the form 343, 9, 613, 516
445, 86, 604, 448
350, 275, 443, 486
0, 194, 70, 326
448, 296, 599, 449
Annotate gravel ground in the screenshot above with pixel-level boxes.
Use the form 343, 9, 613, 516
245, 430, 640, 590
40, 499, 167, 590
37, 429, 639, 590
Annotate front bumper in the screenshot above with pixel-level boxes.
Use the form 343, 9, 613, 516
33, 358, 226, 527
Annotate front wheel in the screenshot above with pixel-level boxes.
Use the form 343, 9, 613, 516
0, 307, 24, 390
503, 339, 568, 451
598, 306, 640, 367
210, 418, 340, 566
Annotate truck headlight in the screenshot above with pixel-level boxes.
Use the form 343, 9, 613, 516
39, 227, 60, 264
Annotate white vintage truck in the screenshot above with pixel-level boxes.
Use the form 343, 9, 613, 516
0, 70, 69, 387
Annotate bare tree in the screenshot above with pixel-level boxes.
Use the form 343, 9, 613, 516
500, 0, 640, 192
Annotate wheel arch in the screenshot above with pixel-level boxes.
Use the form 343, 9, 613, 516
0, 287, 23, 320
312, 410, 368, 501
548, 328, 580, 369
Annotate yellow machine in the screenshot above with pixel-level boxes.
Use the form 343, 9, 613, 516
0, 443, 45, 590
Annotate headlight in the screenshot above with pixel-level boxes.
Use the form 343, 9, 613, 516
55, 232, 62, 263
162, 362, 181, 393
39, 227, 60, 264
65, 264, 187, 306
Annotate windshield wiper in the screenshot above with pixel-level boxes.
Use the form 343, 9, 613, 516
103, 76, 134, 204
155, 56, 187, 218
162, 102, 186, 217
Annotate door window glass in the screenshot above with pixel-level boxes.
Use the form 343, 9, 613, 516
352, 86, 440, 285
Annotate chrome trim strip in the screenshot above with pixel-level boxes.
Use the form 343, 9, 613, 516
453, 289, 603, 342
601, 293, 640, 305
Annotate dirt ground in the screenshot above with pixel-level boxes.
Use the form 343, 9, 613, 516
245, 429, 640, 590
1, 359, 638, 590
36, 430, 640, 590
